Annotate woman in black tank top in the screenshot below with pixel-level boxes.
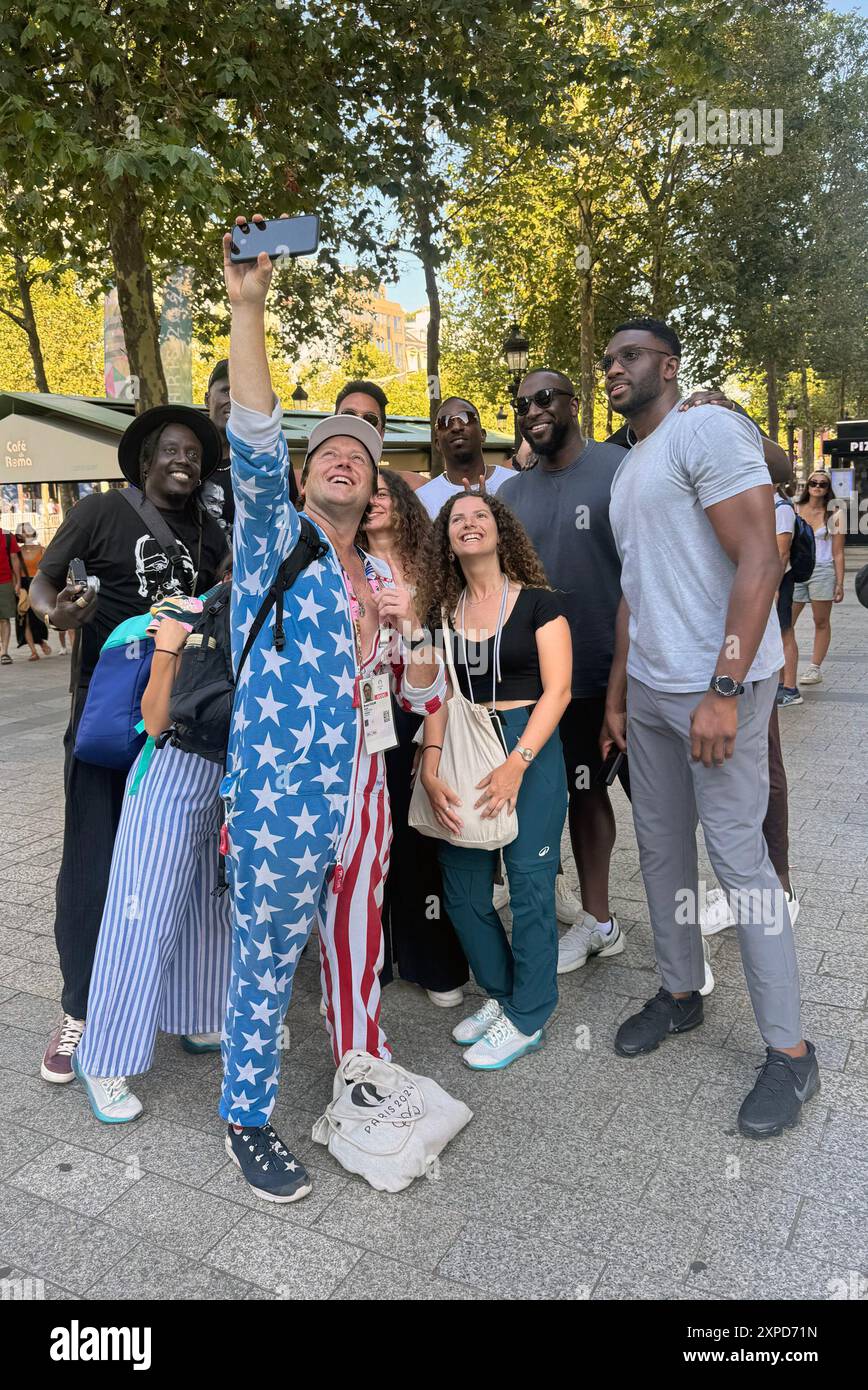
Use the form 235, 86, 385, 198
415, 492, 572, 1071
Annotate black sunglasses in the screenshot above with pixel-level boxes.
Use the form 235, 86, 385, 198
436, 409, 477, 430
511, 387, 574, 416
339, 408, 382, 429
808, 478, 830, 489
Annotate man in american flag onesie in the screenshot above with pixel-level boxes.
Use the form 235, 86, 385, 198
220, 218, 446, 1202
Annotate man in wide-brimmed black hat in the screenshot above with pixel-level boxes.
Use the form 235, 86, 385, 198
30, 405, 230, 1088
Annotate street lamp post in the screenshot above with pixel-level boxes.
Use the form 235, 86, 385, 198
785, 400, 797, 478
291, 383, 308, 410
503, 322, 529, 447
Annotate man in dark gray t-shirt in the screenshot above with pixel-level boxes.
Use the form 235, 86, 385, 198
498, 368, 628, 975
499, 437, 625, 695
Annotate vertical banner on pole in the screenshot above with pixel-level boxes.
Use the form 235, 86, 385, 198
160, 267, 193, 404
104, 287, 135, 400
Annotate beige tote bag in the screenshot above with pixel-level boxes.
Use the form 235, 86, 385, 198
408, 605, 518, 851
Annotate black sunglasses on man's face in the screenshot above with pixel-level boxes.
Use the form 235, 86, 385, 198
339, 408, 382, 429
511, 387, 574, 417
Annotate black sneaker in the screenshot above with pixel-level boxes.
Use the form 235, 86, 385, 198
225, 1122, 312, 1203
737, 1041, 820, 1140
614, 988, 704, 1057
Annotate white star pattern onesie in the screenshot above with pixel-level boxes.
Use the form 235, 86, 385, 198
219, 398, 445, 1127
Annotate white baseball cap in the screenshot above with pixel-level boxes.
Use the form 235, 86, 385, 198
304, 414, 383, 468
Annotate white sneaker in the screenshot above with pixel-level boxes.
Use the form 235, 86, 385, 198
555, 874, 582, 925
492, 879, 509, 911
426, 988, 464, 1008
73, 1057, 142, 1123
180, 1032, 221, 1053
463, 1014, 543, 1071
700, 887, 735, 936
799, 664, 823, 685
699, 939, 715, 996
557, 914, 623, 974
452, 997, 502, 1045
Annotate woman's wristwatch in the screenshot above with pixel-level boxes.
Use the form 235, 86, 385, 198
515, 745, 535, 764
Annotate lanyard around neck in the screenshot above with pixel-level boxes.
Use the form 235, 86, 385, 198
457, 576, 509, 707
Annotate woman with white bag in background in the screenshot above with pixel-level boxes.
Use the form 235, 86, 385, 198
415, 492, 572, 1071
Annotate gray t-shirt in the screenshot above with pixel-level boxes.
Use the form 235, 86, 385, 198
608, 403, 784, 693
498, 440, 626, 697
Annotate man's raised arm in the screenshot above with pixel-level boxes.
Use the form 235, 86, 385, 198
224, 215, 276, 416
222, 214, 300, 648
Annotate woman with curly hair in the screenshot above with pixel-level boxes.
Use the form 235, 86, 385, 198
416, 491, 572, 1070
360, 470, 469, 1007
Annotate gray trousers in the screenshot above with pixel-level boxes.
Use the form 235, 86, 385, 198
627, 674, 802, 1049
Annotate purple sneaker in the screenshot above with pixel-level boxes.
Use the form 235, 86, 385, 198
40, 1015, 85, 1083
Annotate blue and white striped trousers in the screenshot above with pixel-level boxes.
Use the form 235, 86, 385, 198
77, 741, 233, 1078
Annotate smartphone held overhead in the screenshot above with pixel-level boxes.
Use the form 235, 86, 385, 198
228, 215, 321, 263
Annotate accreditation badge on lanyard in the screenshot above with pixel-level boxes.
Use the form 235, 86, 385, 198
361, 660, 399, 754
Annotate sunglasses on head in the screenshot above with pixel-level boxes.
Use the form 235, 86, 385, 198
436, 409, 477, 430
339, 408, 382, 429
511, 387, 574, 416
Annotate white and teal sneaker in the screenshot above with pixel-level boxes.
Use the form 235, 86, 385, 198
462, 1014, 543, 1071
557, 914, 623, 974
180, 1032, 222, 1053
73, 1055, 142, 1124
452, 997, 502, 1046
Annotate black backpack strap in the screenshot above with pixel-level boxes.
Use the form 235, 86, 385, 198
235, 516, 329, 681
120, 487, 184, 561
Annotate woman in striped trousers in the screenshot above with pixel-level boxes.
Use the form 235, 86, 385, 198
74, 615, 232, 1123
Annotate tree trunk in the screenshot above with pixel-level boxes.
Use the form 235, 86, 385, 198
417, 207, 443, 476
577, 203, 595, 436
106, 181, 168, 412
579, 264, 595, 437
839, 372, 847, 420
12, 261, 50, 392
765, 359, 779, 440
800, 362, 814, 472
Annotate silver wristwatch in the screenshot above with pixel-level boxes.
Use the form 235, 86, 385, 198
516, 745, 535, 764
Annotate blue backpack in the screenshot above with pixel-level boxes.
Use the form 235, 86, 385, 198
73, 613, 154, 772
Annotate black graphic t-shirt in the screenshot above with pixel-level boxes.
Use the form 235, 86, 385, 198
200, 462, 235, 533
200, 455, 298, 535
40, 489, 229, 686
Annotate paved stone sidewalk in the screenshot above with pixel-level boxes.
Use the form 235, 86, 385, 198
0, 581, 866, 1301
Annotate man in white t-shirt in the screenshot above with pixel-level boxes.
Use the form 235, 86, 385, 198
600, 315, 818, 1142
416, 397, 514, 519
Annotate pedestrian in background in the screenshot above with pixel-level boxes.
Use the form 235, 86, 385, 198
0, 527, 23, 665
13, 523, 52, 661
792, 471, 846, 687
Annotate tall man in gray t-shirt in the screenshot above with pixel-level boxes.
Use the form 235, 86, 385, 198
601, 317, 818, 1140
499, 370, 630, 973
